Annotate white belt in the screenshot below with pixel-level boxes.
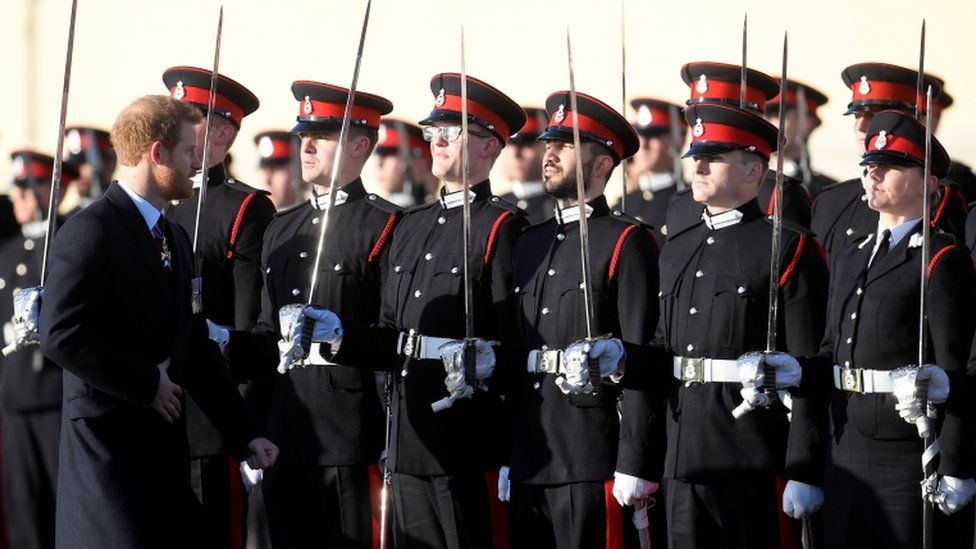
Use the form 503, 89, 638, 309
306, 342, 339, 366
672, 356, 739, 383
833, 365, 894, 394
527, 348, 564, 374
396, 331, 455, 361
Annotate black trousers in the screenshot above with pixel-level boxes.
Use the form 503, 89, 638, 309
263, 463, 373, 548
189, 454, 247, 549
391, 471, 493, 549
508, 480, 652, 549
1, 409, 60, 549
664, 476, 780, 549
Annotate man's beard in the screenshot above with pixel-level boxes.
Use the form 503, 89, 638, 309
544, 156, 594, 200
157, 164, 193, 201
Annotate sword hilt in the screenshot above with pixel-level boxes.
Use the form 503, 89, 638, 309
586, 340, 601, 396
462, 338, 477, 388
300, 312, 315, 361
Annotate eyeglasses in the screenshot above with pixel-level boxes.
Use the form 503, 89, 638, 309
422, 125, 492, 143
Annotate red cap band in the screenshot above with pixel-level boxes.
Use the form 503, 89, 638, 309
547, 110, 625, 159
171, 85, 245, 126
690, 79, 767, 110
297, 99, 381, 128
849, 79, 916, 105
769, 89, 820, 115
866, 132, 925, 162
436, 94, 511, 140
693, 122, 773, 158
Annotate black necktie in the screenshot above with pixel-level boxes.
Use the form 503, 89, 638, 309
151, 218, 172, 271
868, 229, 891, 272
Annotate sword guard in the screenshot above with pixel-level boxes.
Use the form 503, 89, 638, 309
462, 338, 477, 388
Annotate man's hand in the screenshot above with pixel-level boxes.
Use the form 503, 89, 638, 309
782, 480, 824, 519
611, 471, 658, 507
150, 359, 183, 423
246, 437, 279, 470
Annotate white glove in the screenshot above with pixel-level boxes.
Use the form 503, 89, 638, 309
497, 466, 510, 502
891, 366, 940, 438
555, 337, 625, 395
276, 304, 343, 373
916, 364, 950, 404
430, 339, 494, 412
205, 319, 230, 354
934, 476, 976, 515
736, 351, 802, 389
239, 461, 264, 494
2, 286, 43, 357
611, 471, 658, 507
782, 480, 824, 519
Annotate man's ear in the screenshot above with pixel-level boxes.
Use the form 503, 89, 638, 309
148, 141, 164, 166
592, 154, 614, 179
479, 136, 500, 159
213, 123, 237, 147
350, 134, 372, 159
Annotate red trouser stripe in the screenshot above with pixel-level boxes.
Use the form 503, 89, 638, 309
227, 455, 245, 549
484, 470, 509, 549
775, 476, 797, 549
603, 480, 623, 549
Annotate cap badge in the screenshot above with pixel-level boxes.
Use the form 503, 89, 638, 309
435, 88, 446, 107
696, 75, 708, 94
303, 95, 313, 115
858, 76, 871, 95
636, 104, 653, 126
554, 104, 566, 123
11, 156, 25, 179
257, 136, 275, 158
66, 129, 83, 155
875, 130, 888, 150
692, 118, 704, 137
173, 80, 186, 100
377, 124, 388, 144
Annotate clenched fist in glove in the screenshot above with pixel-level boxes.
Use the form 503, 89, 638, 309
430, 338, 495, 412
555, 337, 625, 395
932, 476, 976, 516
891, 365, 948, 438
733, 352, 800, 418
612, 471, 658, 507
782, 480, 824, 519
2, 286, 43, 357
276, 304, 343, 373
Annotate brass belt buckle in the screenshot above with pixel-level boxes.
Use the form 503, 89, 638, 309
840, 367, 864, 393
539, 350, 561, 374
680, 357, 705, 383
402, 330, 421, 359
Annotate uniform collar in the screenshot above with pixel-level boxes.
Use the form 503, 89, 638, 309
877, 217, 922, 250
21, 221, 46, 240
638, 172, 676, 193
701, 199, 762, 231
439, 179, 491, 210
310, 178, 365, 210
192, 163, 226, 189
554, 195, 609, 226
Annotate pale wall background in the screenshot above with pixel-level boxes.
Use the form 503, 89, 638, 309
1, 0, 973, 200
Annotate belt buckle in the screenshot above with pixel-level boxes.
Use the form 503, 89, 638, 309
402, 331, 421, 359
680, 357, 705, 383
840, 367, 864, 393
540, 350, 561, 374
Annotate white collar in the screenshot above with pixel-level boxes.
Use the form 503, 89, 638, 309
877, 218, 922, 250
191, 172, 203, 189
554, 203, 594, 225
512, 180, 545, 200
638, 172, 676, 193
780, 160, 800, 178
21, 221, 46, 240
439, 189, 477, 210
116, 179, 163, 232
701, 207, 744, 231
311, 189, 349, 210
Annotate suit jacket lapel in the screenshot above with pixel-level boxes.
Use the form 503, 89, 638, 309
104, 182, 171, 300
865, 222, 922, 285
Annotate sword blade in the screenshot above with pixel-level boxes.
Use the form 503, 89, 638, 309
920, 84, 934, 549
739, 13, 748, 110
669, 104, 685, 190
307, 0, 373, 305
191, 5, 224, 256
916, 19, 926, 121
619, 0, 628, 213
567, 28, 595, 340
460, 25, 474, 340
795, 86, 813, 189
766, 32, 787, 353
39, 0, 79, 285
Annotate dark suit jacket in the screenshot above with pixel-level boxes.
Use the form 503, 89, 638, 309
39, 182, 261, 549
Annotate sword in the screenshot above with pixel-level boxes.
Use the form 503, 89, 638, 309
739, 14, 748, 110
566, 28, 602, 395
189, 5, 224, 315
618, 0, 628, 213
394, 120, 416, 205
919, 84, 937, 549
3, 0, 79, 358
378, 371, 393, 549
795, 86, 814, 191
82, 128, 105, 200
459, 26, 478, 391
669, 104, 685, 191
915, 20, 926, 122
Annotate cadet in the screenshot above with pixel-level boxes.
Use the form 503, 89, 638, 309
786, 110, 976, 548
223, 81, 401, 547
58, 127, 116, 216
379, 73, 527, 549
253, 130, 302, 209
654, 102, 828, 548
503, 91, 664, 548
499, 106, 554, 224
372, 118, 433, 207
763, 79, 835, 197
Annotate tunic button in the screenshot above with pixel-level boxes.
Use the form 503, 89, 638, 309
312, 217, 320, 225
24, 239, 34, 251
658, 291, 663, 297
579, 282, 585, 289
856, 287, 863, 295
533, 382, 541, 390
846, 337, 853, 344
850, 312, 857, 320
690, 307, 698, 315
451, 266, 460, 274
491, 197, 499, 202
845, 228, 853, 236
438, 216, 446, 225
514, 286, 520, 293
686, 344, 695, 352
15, 264, 26, 276
394, 265, 402, 273
844, 360, 851, 367
291, 288, 300, 296
368, 195, 377, 201
547, 269, 556, 276
541, 344, 548, 350
414, 290, 423, 298
266, 267, 272, 274
299, 252, 308, 258
557, 233, 566, 241
695, 270, 704, 278
0, 278, 5, 290
542, 307, 550, 315
333, 264, 342, 272
425, 253, 433, 261
737, 286, 746, 294
706, 236, 715, 245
